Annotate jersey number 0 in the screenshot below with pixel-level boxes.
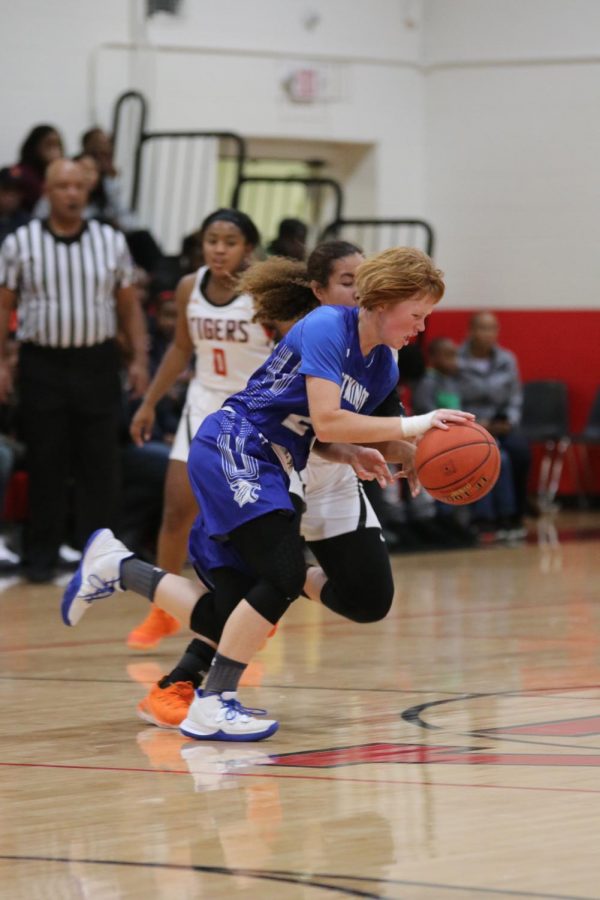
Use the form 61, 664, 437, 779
213, 348, 227, 376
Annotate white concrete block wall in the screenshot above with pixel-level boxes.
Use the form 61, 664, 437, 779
2, 0, 600, 309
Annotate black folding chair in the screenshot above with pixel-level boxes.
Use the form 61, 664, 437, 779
521, 380, 571, 510
569, 386, 600, 506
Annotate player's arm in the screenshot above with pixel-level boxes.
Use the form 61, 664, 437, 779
352, 386, 417, 465
115, 283, 150, 398
312, 441, 395, 487
130, 274, 195, 445
306, 376, 474, 443
313, 439, 420, 494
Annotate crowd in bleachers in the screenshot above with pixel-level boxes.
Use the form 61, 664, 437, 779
0, 119, 537, 581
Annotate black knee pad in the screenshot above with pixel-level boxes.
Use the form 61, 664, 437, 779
241, 540, 307, 624
350, 587, 394, 623
321, 580, 393, 623
189, 590, 221, 642
228, 511, 307, 604
310, 527, 394, 624
243, 580, 293, 625
259, 536, 307, 600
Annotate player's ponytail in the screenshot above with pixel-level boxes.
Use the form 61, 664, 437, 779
239, 257, 318, 325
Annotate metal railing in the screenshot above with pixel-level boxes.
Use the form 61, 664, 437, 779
132, 131, 246, 253
320, 218, 435, 256
111, 91, 148, 212
110, 91, 247, 254
232, 176, 344, 247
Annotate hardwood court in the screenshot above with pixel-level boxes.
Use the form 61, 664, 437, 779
1, 511, 600, 899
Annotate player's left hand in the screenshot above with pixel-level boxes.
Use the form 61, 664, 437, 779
350, 447, 395, 488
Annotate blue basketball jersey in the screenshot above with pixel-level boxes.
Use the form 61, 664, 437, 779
224, 305, 399, 471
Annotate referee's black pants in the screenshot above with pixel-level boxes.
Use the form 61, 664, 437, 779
18, 341, 122, 575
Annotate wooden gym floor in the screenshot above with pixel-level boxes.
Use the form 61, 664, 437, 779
1, 510, 600, 899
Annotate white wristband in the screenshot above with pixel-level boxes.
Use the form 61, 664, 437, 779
400, 412, 436, 438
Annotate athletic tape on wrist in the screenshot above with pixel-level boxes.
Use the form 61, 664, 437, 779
400, 411, 437, 439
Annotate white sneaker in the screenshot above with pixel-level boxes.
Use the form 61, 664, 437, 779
59, 543, 82, 564
61, 529, 133, 626
0, 536, 20, 565
179, 690, 279, 742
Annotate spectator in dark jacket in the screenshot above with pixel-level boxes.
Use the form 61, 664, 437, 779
414, 335, 521, 539
457, 312, 531, 529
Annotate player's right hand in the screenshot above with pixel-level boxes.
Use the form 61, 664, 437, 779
130, 402, 155, 446
431, 409, 475, 430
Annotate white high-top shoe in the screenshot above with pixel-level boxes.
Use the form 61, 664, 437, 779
61, 529, 133, 626
180, 690, 279, 742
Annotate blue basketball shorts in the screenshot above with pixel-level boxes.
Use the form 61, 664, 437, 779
187, 406, 295, 549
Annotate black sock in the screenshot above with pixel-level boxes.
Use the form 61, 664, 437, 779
204, 652, 247, 694
160, 639, 216, 689
120, 557, 167, 601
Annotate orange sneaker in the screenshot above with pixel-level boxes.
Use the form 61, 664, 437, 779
127, 607, 181, 650
137, 680, 195, 729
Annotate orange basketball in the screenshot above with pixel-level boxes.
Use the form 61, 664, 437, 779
415, 421, 501, 505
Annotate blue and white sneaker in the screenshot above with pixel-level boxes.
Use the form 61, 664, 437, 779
61, 528, 133, 626
180, 690, 279, 742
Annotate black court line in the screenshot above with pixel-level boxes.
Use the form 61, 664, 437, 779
0, 855, 386, 899
3, 674, 600, 705
0, 855, 593, 900
0, 674, 473, 695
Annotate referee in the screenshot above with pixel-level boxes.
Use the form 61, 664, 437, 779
0, 158, 149, 582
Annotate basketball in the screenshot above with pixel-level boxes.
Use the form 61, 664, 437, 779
415, 421, 501, 505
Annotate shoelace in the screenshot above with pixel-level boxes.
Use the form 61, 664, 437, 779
83, 573, 120, 601
220, 696, 269, 721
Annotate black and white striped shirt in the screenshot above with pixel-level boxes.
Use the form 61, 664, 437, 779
0, 218, 134, 348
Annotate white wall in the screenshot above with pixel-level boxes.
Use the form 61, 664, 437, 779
424, 0, 600, 64
1, 0, 426, 218
93, 0, 425, 216
3, 0, 600, 311
423, 0, 600, 309
0, 0, 130, 162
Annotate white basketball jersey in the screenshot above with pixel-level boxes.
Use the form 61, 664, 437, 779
186, 266, 272, 396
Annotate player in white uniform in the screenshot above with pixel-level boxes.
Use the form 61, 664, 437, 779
290, 244, 385, 544
126, 209, 269, 649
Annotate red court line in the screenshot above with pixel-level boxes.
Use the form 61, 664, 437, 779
2, 759, 600, 795
483, 716, 600, 737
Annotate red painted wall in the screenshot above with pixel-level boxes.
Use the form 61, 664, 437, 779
422, 310, 600, 496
